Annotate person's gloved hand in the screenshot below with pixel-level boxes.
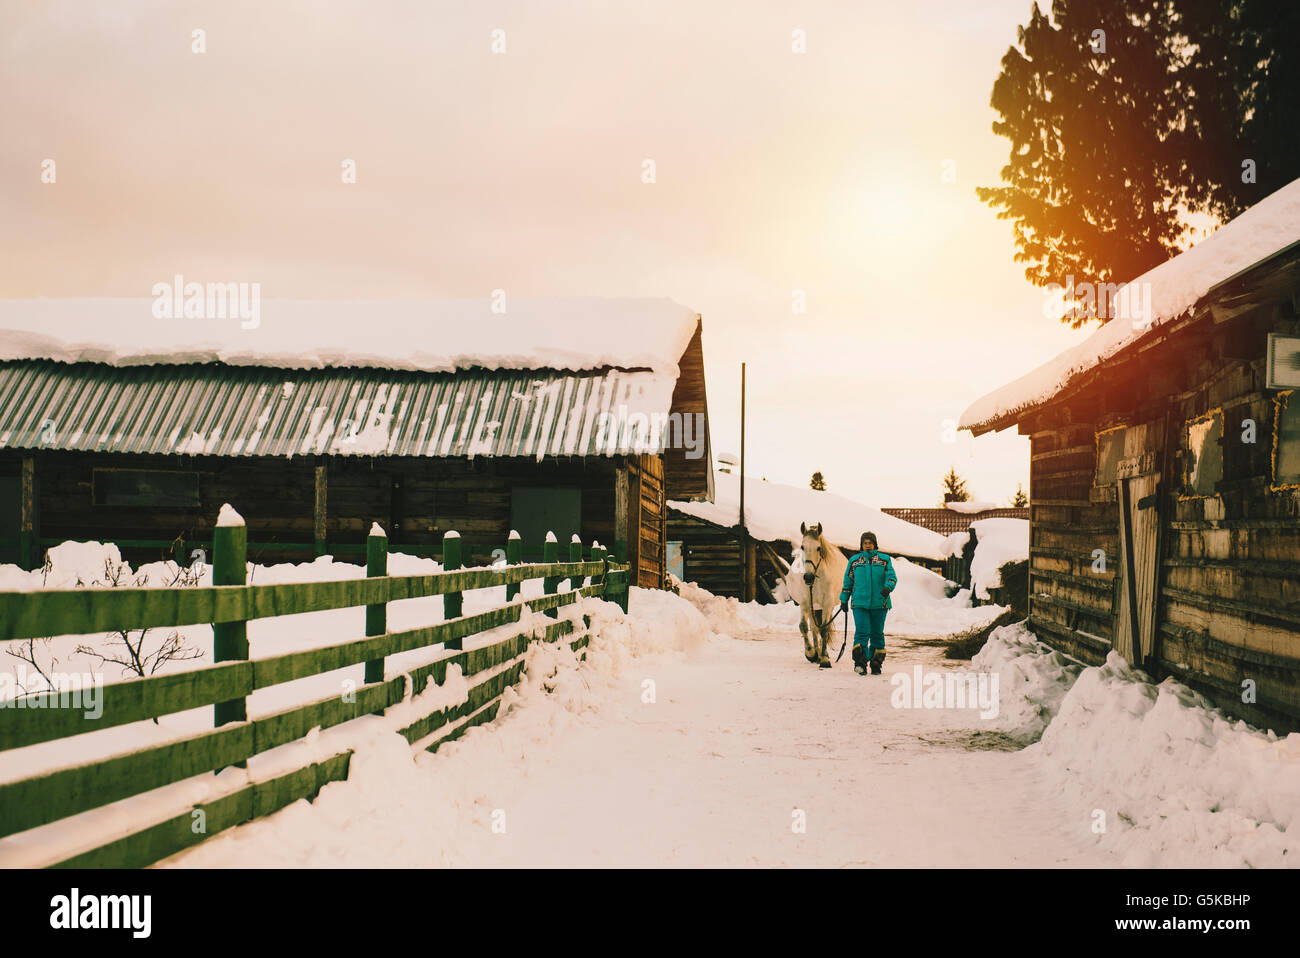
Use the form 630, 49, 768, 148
880, 588, 889, 598
841, 600, 848, 615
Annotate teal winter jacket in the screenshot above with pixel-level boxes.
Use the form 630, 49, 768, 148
840, 550, 898, 610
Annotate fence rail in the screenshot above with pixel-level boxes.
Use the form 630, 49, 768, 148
0, 515, 629, 868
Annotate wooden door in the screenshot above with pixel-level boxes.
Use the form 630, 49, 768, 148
1114, 472, 1161, 666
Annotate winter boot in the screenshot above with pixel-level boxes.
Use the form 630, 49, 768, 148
851, 645, 867, 675
870, 650, 886, 675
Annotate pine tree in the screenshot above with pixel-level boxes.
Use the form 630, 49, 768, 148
942, 468, 969, 504
1011, 484, 1029, 507
976, 0, 1300, 327
809, 471, 826, 492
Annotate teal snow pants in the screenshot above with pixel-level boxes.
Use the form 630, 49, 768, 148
852, 607, 887, 654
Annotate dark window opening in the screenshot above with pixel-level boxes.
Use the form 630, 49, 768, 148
93, 469, 200, 508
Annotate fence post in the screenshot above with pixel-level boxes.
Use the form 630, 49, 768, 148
212, 505, 249, 745
613, 538, 629, 612
443, 531, 464, 647
591, 540, 607, 596
505, 529, 522, 603
543, 531, 559, 618
365, 523, 387, 688
569, 534, 584, 591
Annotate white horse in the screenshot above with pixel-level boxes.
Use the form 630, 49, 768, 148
786, 522, 848, 668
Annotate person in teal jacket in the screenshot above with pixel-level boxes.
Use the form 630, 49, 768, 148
840, 532, 896, 675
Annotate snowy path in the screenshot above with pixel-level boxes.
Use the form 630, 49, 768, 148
166, 622, 1113, 868
427, 630, 1111, 868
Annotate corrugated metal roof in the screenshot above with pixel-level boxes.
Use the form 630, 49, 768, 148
0, 361, 677, 459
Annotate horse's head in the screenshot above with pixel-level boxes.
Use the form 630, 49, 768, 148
799, 521, 825, 586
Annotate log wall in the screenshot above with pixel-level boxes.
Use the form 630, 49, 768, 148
1021, 295, 1300, 731
0, 450, 650, 576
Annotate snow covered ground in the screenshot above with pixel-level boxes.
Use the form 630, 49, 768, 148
5, 544, 1296, 868
161, 587, 1107, 868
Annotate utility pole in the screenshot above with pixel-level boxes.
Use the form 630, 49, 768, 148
739, 362, 747, 599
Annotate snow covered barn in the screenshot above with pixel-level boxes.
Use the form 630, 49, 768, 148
667, 471, 949, 600
961, 178, 1300, 731
0, 298, 713, 588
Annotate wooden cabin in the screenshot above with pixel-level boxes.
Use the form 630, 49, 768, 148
961, 180, 1300, 732
0, 299, 714, 589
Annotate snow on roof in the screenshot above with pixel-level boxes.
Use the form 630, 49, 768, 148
943, 500, 999, 514
961, 177, 1300, 434
0, 297, 700, 377
668, 471, 948, 561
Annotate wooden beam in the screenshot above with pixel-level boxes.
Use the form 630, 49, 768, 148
614, 466, 629, 561
313, 463, 327, 556
19, 457, 35, 571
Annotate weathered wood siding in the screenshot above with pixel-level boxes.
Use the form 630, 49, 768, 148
627, 453, 667, 589
1022, 291, 1300, 731
0, 450, 646, 574
669, 512, 743, 596
662, 318, 712, 502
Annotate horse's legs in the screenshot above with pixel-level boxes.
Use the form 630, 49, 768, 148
799, 612, 817, 662
817, 618, 832, 666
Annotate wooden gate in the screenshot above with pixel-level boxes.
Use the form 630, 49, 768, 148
1114, 469, 1161, 667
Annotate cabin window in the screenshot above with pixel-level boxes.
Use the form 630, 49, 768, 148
92, 469, 200, 508
1183, 413, 1224, 496
1275, 391, 1300, 486
509, 486, 582, 558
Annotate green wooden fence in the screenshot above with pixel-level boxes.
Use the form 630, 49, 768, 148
0, 516, 630, 868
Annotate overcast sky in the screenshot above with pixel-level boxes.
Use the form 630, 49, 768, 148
0, 0, 1091, 507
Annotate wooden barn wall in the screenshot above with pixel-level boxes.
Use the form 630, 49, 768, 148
662, 319, 712, 502
1, 450, 629, 570
626, 453, 667, 589
1023, 299, 1300, 730
668, 512, 742, 597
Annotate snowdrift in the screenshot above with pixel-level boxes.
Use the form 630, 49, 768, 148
976, 622, 1300, 868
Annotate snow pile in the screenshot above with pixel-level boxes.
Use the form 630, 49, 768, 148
1035, 653, 1300, 868
883, 557, 1007, 637
160, 586, 720, 868
940, 530, 971, 559
671, 577, 800, 638
669, 471, 948, 561
971, 621, 1084, 741
968, 517, 1029, 600
961, 177, 1300, 432
0, 298, 700, 378
977, 623, 1300, 866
